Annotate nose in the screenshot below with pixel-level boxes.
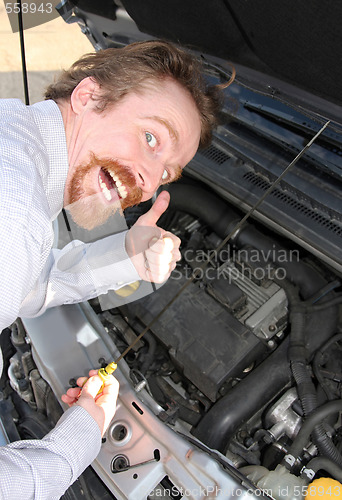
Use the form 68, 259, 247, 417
135, 159, 164, 194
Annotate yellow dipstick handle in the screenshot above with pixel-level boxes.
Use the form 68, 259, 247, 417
79, 362, 117, 397
97, 362, 117, 394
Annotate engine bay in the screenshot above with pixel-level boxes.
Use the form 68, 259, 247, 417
1, 176, 342, 498
112, 181, 342, 468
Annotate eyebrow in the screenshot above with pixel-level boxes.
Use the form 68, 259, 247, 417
144, 115, 179, 144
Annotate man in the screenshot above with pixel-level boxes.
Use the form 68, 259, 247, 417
0, 40, 222, 497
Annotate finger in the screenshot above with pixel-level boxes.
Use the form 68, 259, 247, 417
173, 248, 182, 261
146, 261, 172, 278
102, 375, 120, 393
94, 378, 119, 407
145, 247, 173, 266
148, 235, 163, 251
135, 191, 170, 227
97, 377, 119, 399
76, 376, 89, 388
65, 387, 82, 399
74, 370, 99, 392
163, 231, 181, 248
163, 236, 174, 253
145, 244, 180, 269
126, 225, 161, 260
79, 375, 103, 399
61, 393, 76, 405
149, 232, 180, 250
144, 264, 171, 283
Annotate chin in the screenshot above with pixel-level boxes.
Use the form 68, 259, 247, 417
66, 193, 122, 231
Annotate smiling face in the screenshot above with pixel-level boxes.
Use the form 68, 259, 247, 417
62, 77, 202, 230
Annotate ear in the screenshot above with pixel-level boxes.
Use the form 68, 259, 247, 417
70, 77, 100, 115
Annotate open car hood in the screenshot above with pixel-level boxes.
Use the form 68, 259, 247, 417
66, 0, 342, 108
122, 0, 342, 107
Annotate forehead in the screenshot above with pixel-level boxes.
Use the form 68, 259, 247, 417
103, 78, 201, 129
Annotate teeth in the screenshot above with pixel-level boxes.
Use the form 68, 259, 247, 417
119, 185, 127, 199
108, 171, 127, 199
98, 175, 112, 201
99, 172, 128, 200
109, 172, 118, 183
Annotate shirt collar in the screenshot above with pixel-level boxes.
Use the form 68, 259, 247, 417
31, 100, 69, 220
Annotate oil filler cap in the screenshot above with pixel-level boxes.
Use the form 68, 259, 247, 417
306, 478, 342, 499
114, 281, 140, 297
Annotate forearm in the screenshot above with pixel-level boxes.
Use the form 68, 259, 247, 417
0, 406, 101, 500
19, 231, 140, 318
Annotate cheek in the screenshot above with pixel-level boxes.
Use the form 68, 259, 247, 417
100, 132, 141, 158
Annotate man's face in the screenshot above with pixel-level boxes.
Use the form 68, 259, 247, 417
63, 78, 202, 230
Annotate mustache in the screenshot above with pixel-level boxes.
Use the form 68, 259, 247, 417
89, 153, 143, 209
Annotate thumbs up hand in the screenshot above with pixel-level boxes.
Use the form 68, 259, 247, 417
125, 191, 181, 283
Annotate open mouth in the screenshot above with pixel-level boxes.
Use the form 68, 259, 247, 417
98, 168, 128, 202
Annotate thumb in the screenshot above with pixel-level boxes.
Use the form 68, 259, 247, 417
80, 375, 103, 399
136, 191, 170, 227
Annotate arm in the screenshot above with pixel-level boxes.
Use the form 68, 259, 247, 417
19, 230, 141, 318
19, 193, 180, 320
0, 216, 140, 328
0, 180, 177, 327
0, 373, 118, 500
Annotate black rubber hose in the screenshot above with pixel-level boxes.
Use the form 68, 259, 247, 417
305, 457, 342, 483
234, 225, 327, 299
305, 294, 342, 312
168, 184, 327, 297
193, 337, 292, 452
278, 279, 338, 359
291, 355, 342, 467
313, 333, 342, 400
288, 400, 342, 459
286, 286, 342, 467
168, 184, 241, 239
139, 331, 157, 375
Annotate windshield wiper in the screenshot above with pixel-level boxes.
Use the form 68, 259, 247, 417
244, 101, 342, 148
220, 102, 342, 179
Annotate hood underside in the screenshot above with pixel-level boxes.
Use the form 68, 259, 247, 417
118, 0, 342, 107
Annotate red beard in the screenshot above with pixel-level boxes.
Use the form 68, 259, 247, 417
65, 154, 143, 230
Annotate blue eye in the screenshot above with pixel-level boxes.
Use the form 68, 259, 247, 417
146, 132, 157, 148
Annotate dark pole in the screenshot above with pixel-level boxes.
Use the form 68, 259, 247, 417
18, 0, 30, 105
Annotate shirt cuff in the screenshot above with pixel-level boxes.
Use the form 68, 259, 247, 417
86, 231, 141, 290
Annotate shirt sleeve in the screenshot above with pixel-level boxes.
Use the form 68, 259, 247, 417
0, 405, 101, 500
19, 231, 141, 319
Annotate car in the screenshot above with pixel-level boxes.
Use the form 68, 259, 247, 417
1, 1, 342, 498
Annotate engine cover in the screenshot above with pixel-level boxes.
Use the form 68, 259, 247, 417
128, 275, 266, 402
